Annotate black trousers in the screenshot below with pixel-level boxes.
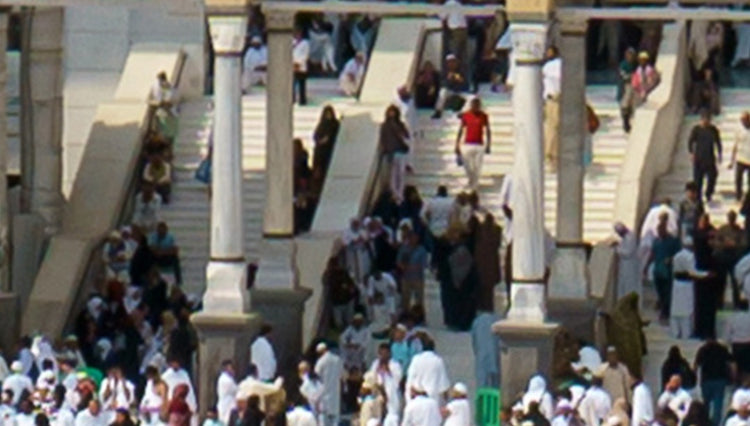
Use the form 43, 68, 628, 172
694, 163, 718, 201
294, 71, 307, 105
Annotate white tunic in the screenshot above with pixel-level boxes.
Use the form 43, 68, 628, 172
15, 413, 36, 426
657, 388, 692, 421
639, 204, 679, 244
299, 374, 324, 415
631, 382, 654, 426
405, 351, 450, 402
161, 368, 197, 413
250, 336, 277, 381
725, 414, 750, 426
578, 387, 612, 426
74, 410, 110, 426
98, 377, 135, 410
286, 406, 317, 426
216, 371, 237, 425
315, 351, 344, 416
671, 249, 708, 317
444, 398, 471, 426
369, 359, 403, 417
339, 58, 365, 95
421, 197, 454, 237
521, 376, 554, 420
401, 395, 442, 426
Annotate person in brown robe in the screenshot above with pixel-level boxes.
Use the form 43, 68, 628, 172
473, 214, 502, 312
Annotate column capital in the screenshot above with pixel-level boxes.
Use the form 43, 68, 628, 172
557, 16, 588, 36
264, 9, 295, 32
208, 15, 248, 55
506, 0, 553, 22
510, 23, 548, 64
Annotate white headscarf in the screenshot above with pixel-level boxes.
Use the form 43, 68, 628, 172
523, 375, 550, 414
87, 297, 104, 321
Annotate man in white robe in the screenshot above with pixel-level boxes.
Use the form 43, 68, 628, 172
369, 343, 403, 426
671, 237, 708, 339
657, 375, 692, 422
734, 252, 750, 300
339, 52, 366, 96
405, 340, 450, 403
613, 222, 641, 301
638, 200, 678, 277
250, 324, 277, 381
216, 360, 238, 425
74, 400, 110, 426
578, 377, 612, 426
402, 387, 442, 426
0, 390, 15, 426
298, 361, 323, 417
314, 343, 344, 426
726, 395, 750, 426
339, 313, 372, 370
443, 383, 471, 426
161, 360, 197, 423
242, 36, 268, 91
14, 401, 35, 426
2, 361, 32, 405
98, 367, 135, 412
595, 348, 631, 404
521, 375, 554, 420
631, 375, 654, 426
287, 399, 318, 426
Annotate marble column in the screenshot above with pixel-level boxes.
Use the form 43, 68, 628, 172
549, 17, 589, 301
263, 10, 294, 238
192, 15, 259, 419
23, 7, 64, 234
494, 22, 560, 405
506, 23, 548, 323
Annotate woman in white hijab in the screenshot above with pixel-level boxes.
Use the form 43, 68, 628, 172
522, 375, 554, 421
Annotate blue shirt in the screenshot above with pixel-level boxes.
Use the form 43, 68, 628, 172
149, 232, 175, 250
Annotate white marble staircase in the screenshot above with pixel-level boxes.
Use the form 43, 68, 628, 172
162, 79, 353, 294
407, 85, 628, 244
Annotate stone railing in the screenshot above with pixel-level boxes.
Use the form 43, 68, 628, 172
613, 21, 688, 231
21, 44, 186, 339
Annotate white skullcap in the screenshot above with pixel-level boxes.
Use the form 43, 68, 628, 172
556, 399, 572, 411
446, 53, 457, 61
452, 382, 468, 395
39, 370, 55, 382
10, 361, 22, 372
250, 36, 262, 44
316, 342, 327, 353
682, 236, 694, 246
395, 323, 407, 332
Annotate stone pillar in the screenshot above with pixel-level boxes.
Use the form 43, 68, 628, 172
505, 22, 548, 324
23, 7, 64, 234
191, 15, 259, 419
494, 18, 559, 406
254, 10, 310, 372
548, 18, 590, 304
0, 10, 9, 292
263, 9, 294, 238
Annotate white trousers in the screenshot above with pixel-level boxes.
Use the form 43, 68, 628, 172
390, 153, 408, 201
241, 70, 266, 91
670, 315, 692, 339
462, 144, 484, 190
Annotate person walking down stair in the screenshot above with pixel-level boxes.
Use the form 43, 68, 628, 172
731, 111, 750, 200
454, 98, 491, 191
688, 110, 722, 203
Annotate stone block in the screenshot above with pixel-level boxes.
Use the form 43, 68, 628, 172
250, 288, 312, 374
114, 44, 184, 102
203, 261, 250, 313
493, 320, 560, 404
65, 32, 129, 72
548, 245, 589, 300
546, 298, 598, 343
191, 312, 260, 419
65, 6, 129, 33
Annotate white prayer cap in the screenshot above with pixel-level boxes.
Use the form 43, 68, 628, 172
445, 53, 457, 61
682, 236, 694, 247
606, 345, 617, 353
366, 419, 380, 426
395, 323, 407, 332
452, 382, 468, 395
316, 342, 327, 353
521, 421, 535, 426
96, 338, 112, 353
353, 312, 364, 321
607, 417, 623, 426
120, 225, 132, 235
250, 35, 262, 44
109, 230, 122, 240
10, 361, 22, 372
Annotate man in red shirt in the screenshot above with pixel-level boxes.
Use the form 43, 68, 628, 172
455, 98, 491, 189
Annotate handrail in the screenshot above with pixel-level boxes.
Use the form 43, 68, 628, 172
61, 54, 187, 336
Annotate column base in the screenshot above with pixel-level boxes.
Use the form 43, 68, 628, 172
547, 298, 598, 343
548, 244, 589, 300
492, 319, 560, 404
191, 311, 261, 419
0, 292, 18, 353
203, 261, 250, 313
250, 287, 312, 373
254, 239, 296, 289
506, 282, 546, 322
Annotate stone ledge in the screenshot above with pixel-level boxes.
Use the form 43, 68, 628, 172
191, 311, 261, 333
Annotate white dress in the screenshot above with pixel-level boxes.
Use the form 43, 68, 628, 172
616, 230, 641, 300
250, 336, 277, 381
216, 372, 237, 425
314, 351, 344, 416
405, 351, 450, 402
